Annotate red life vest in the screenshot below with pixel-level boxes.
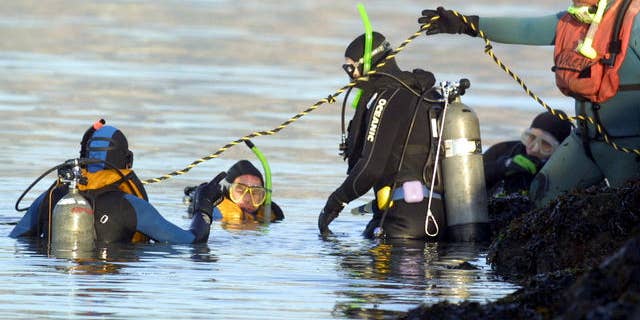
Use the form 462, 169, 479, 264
553, 0, 640, 103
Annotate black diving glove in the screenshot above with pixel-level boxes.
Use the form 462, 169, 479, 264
505, 154, 541, 176
318, 194, 346, 235
191, 172, 226, 221
418, 7, 479, 37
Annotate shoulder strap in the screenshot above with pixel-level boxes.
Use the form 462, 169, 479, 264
603, 0, 633, 66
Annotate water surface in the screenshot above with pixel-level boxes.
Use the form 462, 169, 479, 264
1, 1, 570, 318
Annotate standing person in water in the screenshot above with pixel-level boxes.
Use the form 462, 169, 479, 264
419, 0, 640, 207
318, 31, 448, 240
484, 111, 573, 196
10, 120, 222, 244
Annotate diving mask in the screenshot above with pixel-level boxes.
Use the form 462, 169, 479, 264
342, 41, 392, 79
228, 182, 267, 207
521, 128, 559, 156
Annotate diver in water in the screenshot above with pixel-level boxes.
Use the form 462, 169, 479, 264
419, 0, 640, 207
318, 31, 447, 240
187, 160, 284, 229
484, 111, 573, 196
10, 120, 222, 244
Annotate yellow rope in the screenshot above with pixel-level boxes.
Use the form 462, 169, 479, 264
447, 11, 640, 156
142, 28, 427, 184
144, 11, 640, 185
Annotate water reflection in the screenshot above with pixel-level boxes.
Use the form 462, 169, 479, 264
323, 238, 501, 319
14, 238, 217, 275
1, 0, 549, 316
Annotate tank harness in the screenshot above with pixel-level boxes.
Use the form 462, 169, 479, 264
340, 69, 453, 238
77, 168, 149, 243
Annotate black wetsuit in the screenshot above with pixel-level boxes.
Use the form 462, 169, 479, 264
331, 60, 446, 239
483, 141, 541, 196
10, 171, 212, 244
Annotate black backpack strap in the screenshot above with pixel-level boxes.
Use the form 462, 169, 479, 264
602, 0, 633, 66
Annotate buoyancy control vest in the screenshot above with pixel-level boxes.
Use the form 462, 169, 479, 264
395, 98, 444, 194
215, 197, 282, 229
344, 68, 438, 183
77, 168, 149, 243
553, 0, 640, 103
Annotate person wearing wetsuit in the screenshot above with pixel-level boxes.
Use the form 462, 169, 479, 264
10, 121, 221, 244
419, 0, 640, 207
484, 111, 572, 196
318, 32, 446, 240
188, 160, 284, 230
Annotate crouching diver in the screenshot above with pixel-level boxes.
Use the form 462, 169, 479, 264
10, 120, 222, 245
318, 31, 448, 240
186, 157, 284, 229
483, 111, 573, 196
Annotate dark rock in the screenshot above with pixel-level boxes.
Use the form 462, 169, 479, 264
560, 236, 640, 320
400, 270, 576, 320
487, 193, 533, 241
399, 179, 640, 320
488, 180, 640, 280
400, 300, 541, 320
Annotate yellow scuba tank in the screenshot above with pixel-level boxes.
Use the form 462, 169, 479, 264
51, 159, 96, 256
441, 92, 489, 242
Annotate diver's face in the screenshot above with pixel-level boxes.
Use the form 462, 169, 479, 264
343, 57, 361, 80
230, 174, 264, 214
522, 128, 560, 161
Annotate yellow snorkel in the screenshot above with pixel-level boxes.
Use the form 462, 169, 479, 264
574, 0, 608, 59
244, 140, 272, 223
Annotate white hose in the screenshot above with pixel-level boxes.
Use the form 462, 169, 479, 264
425, 88, 450, 237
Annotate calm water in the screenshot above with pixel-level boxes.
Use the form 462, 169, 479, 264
1, 0, 570, 318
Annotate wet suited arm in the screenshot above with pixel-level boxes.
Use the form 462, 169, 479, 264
125, 195, 209, 244
9, 192, 46, 238
482, 141, 522, 191
479, 14, 561, 45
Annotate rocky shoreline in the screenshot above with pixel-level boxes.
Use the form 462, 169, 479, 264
401, 180, 640, 319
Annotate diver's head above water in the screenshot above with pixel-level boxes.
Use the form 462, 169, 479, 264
522, 111, 572, 161
224, 160, 266, 214
343, 31, 393, 80
79, 120, 133, 172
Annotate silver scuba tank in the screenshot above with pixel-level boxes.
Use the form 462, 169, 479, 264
51, 160, 96, 255
441, 96, 490, 242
